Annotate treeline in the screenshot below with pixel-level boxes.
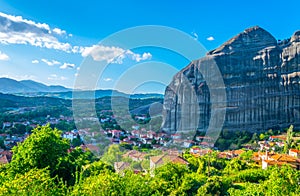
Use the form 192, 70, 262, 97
0, 125, 299, 195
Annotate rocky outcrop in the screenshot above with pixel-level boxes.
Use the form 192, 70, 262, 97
162, 26, 300, 133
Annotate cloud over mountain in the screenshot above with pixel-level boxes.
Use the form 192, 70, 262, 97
81, 44, 152, 64
0, 12, 72, 52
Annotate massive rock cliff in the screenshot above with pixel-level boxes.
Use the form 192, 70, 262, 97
162, 26, 300, 133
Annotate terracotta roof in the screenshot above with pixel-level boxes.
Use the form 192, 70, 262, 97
123, 150, 146, 160
81, 144, 99, 152
270, 135, 286, 140
290, 149, 300, 153
150, 154, 188, 166
114, 162, 130, 171
270, 154, 300, 163
264, 160, 298, 168
0, 155, 11, 164
218, 152, 230, 159
233, 149, 245, 155
0, 150, 12, 156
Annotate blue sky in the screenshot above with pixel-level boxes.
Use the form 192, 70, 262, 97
0, 0, 299, 93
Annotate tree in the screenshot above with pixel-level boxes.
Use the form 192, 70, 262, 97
0, 168, 67, 195
224, 158, 247, 174
53, 147, 96, 185
12, 124, 26, 135
82, 160, 114, 178
100, 144, 123, 166
9, 124, 70, 176
259, 133, 266, 141
284, 125, 293, 153
152, 163, 190, 195
197, 176, 231, 196
71, 134, 82, 147
239, 150, 254, 164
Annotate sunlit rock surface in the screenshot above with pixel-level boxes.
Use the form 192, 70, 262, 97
162, 26, 300, 133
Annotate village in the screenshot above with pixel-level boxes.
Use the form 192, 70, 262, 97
0, 110, 299, 174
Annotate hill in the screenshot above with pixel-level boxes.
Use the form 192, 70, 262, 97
0, 78, 69, 93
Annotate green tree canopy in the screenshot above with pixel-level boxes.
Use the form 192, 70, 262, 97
10, 124, 70, 176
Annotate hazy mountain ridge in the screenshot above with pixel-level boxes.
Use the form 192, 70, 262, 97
0, 78, 163, 99
0, 78, 69, 93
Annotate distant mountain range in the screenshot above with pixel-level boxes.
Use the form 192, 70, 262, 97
0, 78, 164, 99
22, 90, 164, 99
0, 78, 69, 93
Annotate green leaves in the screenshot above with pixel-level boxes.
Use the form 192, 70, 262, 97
0, 168, 68, 196
0, 125, 299, 195
10, 124, 70, 175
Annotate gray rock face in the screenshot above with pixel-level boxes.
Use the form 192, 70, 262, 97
162, 26, 300, 133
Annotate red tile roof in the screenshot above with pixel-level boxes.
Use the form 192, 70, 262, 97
290, 149, 300, 153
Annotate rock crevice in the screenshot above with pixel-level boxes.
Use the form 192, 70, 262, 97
162, 26, 300, 133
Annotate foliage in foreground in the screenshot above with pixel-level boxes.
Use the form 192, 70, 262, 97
0, 125, 299, 195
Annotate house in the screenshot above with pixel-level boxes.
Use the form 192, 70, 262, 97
190, 147, 201, 154
195, 136, 212, 142
2, 122, 11, 129
152, 144, 161, 149
159, 140, 169, 146
258, 141, 275, 151
289, 149, 300, 158
0, 150, 12, 164
111, 138, 120, 144
142, 138, 152, 145
114, 162, 131, 173
147, 131, 156, 139
123, 150, 146, 161
262, 153, 300, 170
171, 134, 181, 140
199, 141, 213, 148
111, 130, 122, 138
131, 125, 139, 130
183, 140, 194, 148
231, 149, 245, 157
269, 135, 287, 141
62, 132, 77, 140
218, 151, 233, 159
131, 130, 141, 138
150, 154, 189, 171
190, 148, 212, 157
81, 144, 100, 155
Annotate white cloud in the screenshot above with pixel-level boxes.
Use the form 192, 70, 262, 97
41, 58, 61, 66
81, 45, 152, 64
48, 74, 67, 81
207, 36, 215, 41
0, 51, 9, 61
60, 62, 75, 69
0, 12, 50, 31
126, 51, 152, 62
191, 32, 198, 40
0, 12, 73, 52
52, 28, 66, 35
103, 78, 113, 82
71, 45, 84, 53
81, 45, 125, 63
31, 59, 39, 64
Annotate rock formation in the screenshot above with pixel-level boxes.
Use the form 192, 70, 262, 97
162, 26, 300, 134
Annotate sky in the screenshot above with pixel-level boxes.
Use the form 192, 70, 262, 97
0, 0, 299, 93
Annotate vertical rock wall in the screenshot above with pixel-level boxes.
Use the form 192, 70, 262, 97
162, 26, 300, 133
